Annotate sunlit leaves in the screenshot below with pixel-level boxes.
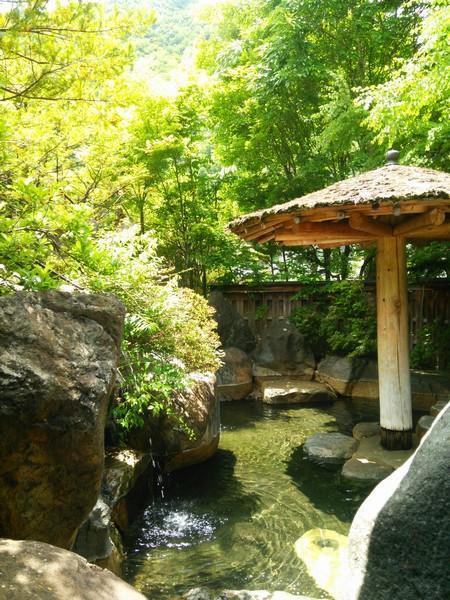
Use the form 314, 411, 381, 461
361, 0, 450, 169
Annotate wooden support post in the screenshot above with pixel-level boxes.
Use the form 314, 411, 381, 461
376, 237, 413, 450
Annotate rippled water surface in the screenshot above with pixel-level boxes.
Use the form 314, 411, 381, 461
124, 400, 370, 599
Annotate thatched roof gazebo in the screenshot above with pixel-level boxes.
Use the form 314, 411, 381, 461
229, 151, 450, 450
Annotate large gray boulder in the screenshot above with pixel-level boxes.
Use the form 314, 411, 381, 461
209, 291, 256, 353
0, 291, 125, 549
346, 404, 450, 599
316, 355, 377, 398
216, 347, 253, 400
129, 373, 220, 472
410, 370, 450, 411
252, 320, 315, 379
317, 354, 450, 412
185, 589, 318, 600
0, 538, 146, 599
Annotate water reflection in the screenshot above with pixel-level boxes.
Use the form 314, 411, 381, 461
124, 400, 368, 599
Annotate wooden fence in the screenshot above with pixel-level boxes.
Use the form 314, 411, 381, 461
212, 281, 450, 351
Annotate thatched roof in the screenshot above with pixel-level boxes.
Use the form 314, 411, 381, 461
230, 164, 450, 231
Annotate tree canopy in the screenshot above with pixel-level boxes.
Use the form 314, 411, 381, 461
0, 0, 449, 421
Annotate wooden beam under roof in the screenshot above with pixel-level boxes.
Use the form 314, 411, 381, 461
349, 213, 393, 237
242, 214, 293, 234
274, 221, 373, 241
394, 208, 446, 236
281, 198, 450, 225
279, 235, 375, 247
244, 223, 286, 241
409, 221, 450, 240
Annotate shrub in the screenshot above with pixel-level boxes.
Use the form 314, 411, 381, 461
410, 322, 450, 372
87, 228, 221, 433
290, 280, 377, 359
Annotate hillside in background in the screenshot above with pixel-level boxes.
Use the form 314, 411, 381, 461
119, 0, 204, 74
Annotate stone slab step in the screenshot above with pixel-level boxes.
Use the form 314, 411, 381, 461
430, 399, 449, 417
341, 456, 394, 483
303, 432, 358, 465
262, 380, 336, 405
352, 435, 413, 470
416, 414, 435, 442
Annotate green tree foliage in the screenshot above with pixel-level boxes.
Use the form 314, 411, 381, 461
1, 0, 449, 396
123, 86, 268, 291
362, 0, 450, 170
195, 0, 425, 280
0, 0, 221, 434
139, 0, 202, 74
199, 0, 422, 204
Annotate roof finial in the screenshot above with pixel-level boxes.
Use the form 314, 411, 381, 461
386, 149, 400, 166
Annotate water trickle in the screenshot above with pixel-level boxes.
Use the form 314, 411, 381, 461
148, 435, 168, 501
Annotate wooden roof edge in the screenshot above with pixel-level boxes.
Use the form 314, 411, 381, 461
229, 163, 450, 234
230, 195, 450, 234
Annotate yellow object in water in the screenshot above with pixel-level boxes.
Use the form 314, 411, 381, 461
294, 528, 348, 599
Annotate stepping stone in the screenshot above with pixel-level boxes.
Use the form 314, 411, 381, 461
262, 380, 336, 405
416, 415, 435, 442
303, 432, 358, 465
354, 435, 412, 470
352, 422, 380, 440
430, 399, 449, 417
341, 456, 394, 484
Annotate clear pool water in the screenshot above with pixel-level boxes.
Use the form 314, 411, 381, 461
124, 400, 370, 599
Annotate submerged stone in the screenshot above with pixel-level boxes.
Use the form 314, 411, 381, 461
185, 589, 318, 600
352, 422, 380, 440
294, 528, 348, 599
303, 432, 358, 465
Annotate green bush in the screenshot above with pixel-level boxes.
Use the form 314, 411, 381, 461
290, 280, 377, 359
410, 322, 450, 372
86, 228, 221, 433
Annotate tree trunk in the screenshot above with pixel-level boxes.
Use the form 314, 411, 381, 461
323, 249, 332, 281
